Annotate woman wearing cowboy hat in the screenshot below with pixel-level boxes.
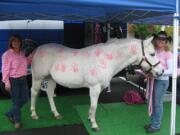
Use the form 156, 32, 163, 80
144, 31, 173, 133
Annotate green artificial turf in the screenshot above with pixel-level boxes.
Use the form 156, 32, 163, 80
0, 95, 89, 132
76, 102, 180, 135
1, 95, 180, 135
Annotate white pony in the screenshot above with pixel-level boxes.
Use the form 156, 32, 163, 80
30, 37, 163, 131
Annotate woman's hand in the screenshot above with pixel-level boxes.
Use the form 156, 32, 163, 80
5, 84, 11, 92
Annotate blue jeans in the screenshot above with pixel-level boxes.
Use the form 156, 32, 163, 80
6, 76, 29, 123
151, 79, 169, 129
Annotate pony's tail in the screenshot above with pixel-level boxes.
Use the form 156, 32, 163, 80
22, 38, 39, 57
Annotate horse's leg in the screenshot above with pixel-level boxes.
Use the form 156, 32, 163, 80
46, 77, 62, 119
89, 84, 101, 132
31, 78, 42, 119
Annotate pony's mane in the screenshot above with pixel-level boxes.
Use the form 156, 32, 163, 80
104, 38, 140, 46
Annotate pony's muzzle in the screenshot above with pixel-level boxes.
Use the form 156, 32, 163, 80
156, 69, 164, 77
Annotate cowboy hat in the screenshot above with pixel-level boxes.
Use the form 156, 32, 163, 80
152, 31, 172, 42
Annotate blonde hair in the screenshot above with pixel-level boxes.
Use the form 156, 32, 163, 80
152, 38, 170, 51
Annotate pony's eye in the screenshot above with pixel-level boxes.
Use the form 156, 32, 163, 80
150, 53, 155, 56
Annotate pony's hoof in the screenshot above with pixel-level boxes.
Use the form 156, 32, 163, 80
31, 115, 39, 120
54, 115, 63, 120
92, 127, 100, 132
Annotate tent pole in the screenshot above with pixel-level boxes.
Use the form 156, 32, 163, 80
107, 23, 111, 40
170, 12, 179, 135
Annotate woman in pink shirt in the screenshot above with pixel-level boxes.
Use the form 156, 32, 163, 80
2, 34, 29, 129
144, 31, 172, 133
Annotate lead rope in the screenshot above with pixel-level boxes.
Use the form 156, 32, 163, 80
146, 77, 154, 116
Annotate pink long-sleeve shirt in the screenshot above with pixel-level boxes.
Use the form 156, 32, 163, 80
1, 49, 29, 87
155, 50, 173, 80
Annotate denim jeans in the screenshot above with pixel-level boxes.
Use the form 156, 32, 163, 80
6, 76, 29, 123
151, 79, 169, 129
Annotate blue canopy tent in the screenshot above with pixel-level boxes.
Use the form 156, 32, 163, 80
0, 0, 177, 23
0, 1, 179, 135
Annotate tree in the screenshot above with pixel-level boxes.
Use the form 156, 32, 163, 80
128, 24, 161, 40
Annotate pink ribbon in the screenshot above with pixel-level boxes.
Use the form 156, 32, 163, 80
146, 77, 154, 116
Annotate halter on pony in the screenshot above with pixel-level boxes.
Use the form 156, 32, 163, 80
138, 40, 162, 75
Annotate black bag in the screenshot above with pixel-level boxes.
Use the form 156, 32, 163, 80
0, 81, 10, 97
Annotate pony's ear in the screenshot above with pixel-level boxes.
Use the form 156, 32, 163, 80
144, 37, 153, 46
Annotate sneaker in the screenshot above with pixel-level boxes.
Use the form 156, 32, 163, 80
5, 113, 15, 124
14, 123, 22, 129
146, 126, 160, 133
144, 124, 151, 130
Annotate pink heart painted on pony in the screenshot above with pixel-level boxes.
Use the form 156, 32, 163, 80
94, 48, 102, 57
55, 63, 66, 72
72, 63, 79, 72
104, 53, 113, 60
72, 50, 79, 56
81, 50, 90, 57
90, 68, 97, 76
99, 59, 107, 69
129, 45, 137, 55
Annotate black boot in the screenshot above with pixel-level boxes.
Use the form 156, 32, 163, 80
146, 126, 160, 133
